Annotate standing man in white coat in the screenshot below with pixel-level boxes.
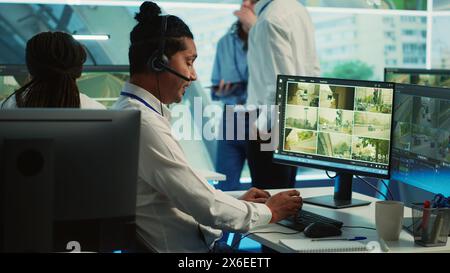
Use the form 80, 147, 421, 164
245, 0, 321, 190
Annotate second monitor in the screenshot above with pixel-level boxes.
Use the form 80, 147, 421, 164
274, 76, 395, 209
384, 67, 450, 88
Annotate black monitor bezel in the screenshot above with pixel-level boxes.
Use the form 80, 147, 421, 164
274, 75, 396, 179
384, 67, 450, 82
395, 82, 450, 100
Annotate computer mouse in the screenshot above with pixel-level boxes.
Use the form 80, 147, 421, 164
303, 222, 342, 238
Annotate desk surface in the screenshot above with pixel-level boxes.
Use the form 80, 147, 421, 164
230, 187, 450, 253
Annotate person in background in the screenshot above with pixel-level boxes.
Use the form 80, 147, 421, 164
1, 31, 104, 109
246, 0, 321, 190
211, 0, 258, 191
112, 1, 302, 253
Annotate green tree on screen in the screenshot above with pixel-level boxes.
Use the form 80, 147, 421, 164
362, 138, 389, 163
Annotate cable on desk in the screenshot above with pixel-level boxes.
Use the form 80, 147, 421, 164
356, 175, 390, 200
377, 179, 395, 201
405, 217, 421, 231
342, 226, 376, 230
230, 231, 301, 250
325, 171, 337, 179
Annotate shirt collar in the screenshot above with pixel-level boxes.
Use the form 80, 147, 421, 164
255, 0, 272, 16
122, 81, 171, 120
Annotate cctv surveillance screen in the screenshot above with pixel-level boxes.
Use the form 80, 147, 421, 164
391, 84, 450, 195
274, 76, 395, 178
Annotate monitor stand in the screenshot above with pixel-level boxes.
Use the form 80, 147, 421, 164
303, 173, 371, 209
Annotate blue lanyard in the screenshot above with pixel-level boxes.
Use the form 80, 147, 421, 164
258, 0, 272, 16
120, 92, 161, 116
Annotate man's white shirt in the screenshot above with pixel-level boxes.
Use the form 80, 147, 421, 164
112, 82, 272, 253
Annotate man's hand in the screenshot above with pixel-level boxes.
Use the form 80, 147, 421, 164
233, 6, 257, 33
265, 190, 302, 223
239, 187, 271, 203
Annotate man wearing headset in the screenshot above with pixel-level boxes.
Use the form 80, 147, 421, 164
113, 1, 302, 253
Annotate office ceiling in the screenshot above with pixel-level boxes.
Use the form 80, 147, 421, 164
0, 3, 139, 65
0, 0, 243, 65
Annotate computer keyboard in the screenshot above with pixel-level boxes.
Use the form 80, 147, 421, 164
278, 209, 343, 232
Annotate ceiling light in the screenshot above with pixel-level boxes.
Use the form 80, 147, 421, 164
72, 34, 110, 41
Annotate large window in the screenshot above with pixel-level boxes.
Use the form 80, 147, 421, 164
432, 16, 450, 69
0, 0, 447, 82
312, 13, 427, 80
434, 0, 450, 11
300, 0, 428, 10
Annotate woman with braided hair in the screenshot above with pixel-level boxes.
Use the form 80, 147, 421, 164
1, 31, 104, 109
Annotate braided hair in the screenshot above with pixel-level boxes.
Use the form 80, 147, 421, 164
4, 31, 86, 108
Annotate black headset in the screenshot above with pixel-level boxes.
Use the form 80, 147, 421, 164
146, 15, 190, 82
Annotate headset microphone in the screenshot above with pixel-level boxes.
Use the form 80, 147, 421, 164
158, 62, 190, 82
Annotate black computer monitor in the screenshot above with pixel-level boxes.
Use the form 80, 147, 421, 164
391, 84, 450, 196
384, 68, 450, 88
274, 76, 395, 209
0, 109, 140, 252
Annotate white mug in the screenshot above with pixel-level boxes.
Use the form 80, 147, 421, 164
375, 201, 404, 241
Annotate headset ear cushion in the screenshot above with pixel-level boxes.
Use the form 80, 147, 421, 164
151, 57, 163, 72
147, 52, 157, 72
160, 54, 169, 67
149, 52, 168, 72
